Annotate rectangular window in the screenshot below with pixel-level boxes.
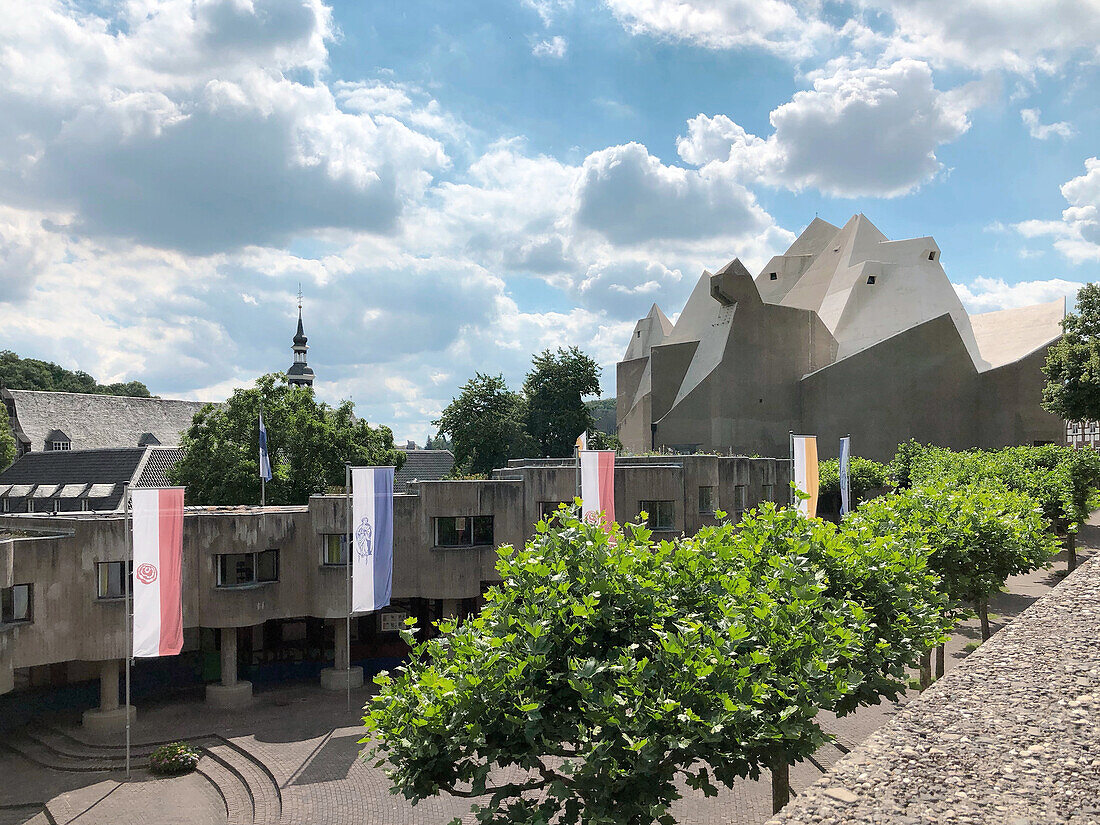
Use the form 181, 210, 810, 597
1, 584, 32, 624
49, 441, 71, 451
434, 516, 494, 547
321, 534, 348, 566
640, 500, 675, 530
733, 484, 748, 512
216, 550, 279, 587
769, 272, 778, 280
698, 486, 716, 514
866, 275, 876, 285
96, 561, 132, 599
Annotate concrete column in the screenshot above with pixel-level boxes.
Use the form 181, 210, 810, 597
99, 658, 120, 711
81, 658, 135, 737
320, 618, 363, 691
220, 626, 238, 687
205, 627, 252, 709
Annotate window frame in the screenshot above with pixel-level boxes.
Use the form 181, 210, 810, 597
639, 500, 675, 531
321, 534, 348, 566
216, 549, 280, 588
698, 486, 716, 515
96, 560, 132, 600
1, 583, 32, 625
434, 515, 495, 548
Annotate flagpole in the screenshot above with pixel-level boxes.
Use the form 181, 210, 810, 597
124, 483, 132, 779
788, 431, 794, 508
844, 433, 852, 516
345, 463, 352, 713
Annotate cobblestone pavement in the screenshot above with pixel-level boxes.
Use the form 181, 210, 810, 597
1, 534, 1092, 825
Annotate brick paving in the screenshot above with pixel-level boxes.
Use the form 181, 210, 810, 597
0, 531, 1092, 825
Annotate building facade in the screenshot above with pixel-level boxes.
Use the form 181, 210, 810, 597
618, 215, 1066, 461
0, 454, 789, 725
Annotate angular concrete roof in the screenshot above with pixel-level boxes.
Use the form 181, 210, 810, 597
4, 389, 213, 452
970, 298, 1065, 370
754, 213, 987, 369
621, 303, 675, 415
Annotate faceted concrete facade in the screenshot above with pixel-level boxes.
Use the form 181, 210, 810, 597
618, 214, 1066, 461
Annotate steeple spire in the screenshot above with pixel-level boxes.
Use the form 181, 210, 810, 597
287, 287, 315, 388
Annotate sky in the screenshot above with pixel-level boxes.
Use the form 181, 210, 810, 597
1, 0, 1099, 444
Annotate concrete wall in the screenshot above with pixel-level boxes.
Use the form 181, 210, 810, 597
0, 457, 790, 695
800, 315, 980, 462
978, 347, 1064, 449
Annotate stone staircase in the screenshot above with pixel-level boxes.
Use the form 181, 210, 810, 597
0, 725, 282, 825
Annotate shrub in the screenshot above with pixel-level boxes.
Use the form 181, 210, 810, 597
148, 741, 201, 776
364, 506, 949, 824
818, 457, 890, 504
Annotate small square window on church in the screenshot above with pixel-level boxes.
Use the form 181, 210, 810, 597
769, 272, 778, 280
867, 275, 876, 285
928, 251, 936, 261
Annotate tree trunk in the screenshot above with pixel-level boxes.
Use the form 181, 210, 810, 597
770, 759, 790, 814
935, 643, 945, 680
978, 599, 990, 642
919, 649, 932, 690
1067, 530, 1077, 573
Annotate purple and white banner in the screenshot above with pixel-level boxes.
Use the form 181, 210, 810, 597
350, 467, 394, 613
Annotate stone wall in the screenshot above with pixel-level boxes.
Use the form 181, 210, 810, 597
767, 558, 1100, 825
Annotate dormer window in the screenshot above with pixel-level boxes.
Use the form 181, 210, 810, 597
48, 440, 71, 451
45, 429, 71, 451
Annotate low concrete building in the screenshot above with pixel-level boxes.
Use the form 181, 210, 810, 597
0, 454, 788, 727
618, 215, 1066, 461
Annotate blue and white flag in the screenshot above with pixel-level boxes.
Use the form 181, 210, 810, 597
839, 436, 851, 516
258, 411, 273, 482
350, 467, 394, 613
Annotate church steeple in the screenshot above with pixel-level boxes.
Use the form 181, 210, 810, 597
287, 287, 315, 388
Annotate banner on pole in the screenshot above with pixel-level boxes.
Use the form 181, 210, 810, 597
132, 487, 185, 658
350, 467, 394, 613
791, 435, 819, 518
839, 436, 851, 516
579, 450, 615, 526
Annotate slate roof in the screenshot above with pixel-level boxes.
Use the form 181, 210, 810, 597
3, 389, 213, 452
0, 446, 185, 512
394, 450, 455, 493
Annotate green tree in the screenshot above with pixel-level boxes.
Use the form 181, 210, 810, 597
523, 347, 601, 457
168, 373, 402, 505
434, 374, 534, 476
0, 423, 16, 470
818, 456, 890, 509
852, 484, 1057, 644
364, 506, 949, 823
1042, 282, 1100, 421
0, 350, 152, 396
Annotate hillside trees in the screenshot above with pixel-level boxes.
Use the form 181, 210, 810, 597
169, 373, 403, 505
0, 350, 152, 396
364, 506, 950, 823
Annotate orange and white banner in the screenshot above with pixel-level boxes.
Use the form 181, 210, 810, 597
791, 435, 819, 518
131, 487, 185, 658
580, 450, 615, 525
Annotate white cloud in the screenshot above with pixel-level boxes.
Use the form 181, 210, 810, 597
954, 276, 1079, 314
532, 35, 568, 58
1020, 108, 1076, 141
522, 0, 574, 26
1016, 157, 1100, 263
604, 0, 835, 59
677, 60, 974, 198
874, 0, 1100, 74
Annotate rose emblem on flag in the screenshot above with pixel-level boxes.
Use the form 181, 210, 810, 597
355, 516, 373, 560
136, 563, 158, 585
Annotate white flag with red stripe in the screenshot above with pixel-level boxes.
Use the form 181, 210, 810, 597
580, 450, 615, 526
131, 487, 185, 658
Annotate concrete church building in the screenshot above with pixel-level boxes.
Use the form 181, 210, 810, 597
617, 214, 1066, 461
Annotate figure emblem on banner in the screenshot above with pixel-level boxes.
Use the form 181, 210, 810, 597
355, 516, 374, 560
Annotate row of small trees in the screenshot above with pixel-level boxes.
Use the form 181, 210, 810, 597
363, 442, 1071, 823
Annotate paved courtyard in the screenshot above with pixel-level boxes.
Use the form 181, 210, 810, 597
1, 534, 1092, 825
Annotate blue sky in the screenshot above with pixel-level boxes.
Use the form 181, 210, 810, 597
1, 0, 1098, 442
